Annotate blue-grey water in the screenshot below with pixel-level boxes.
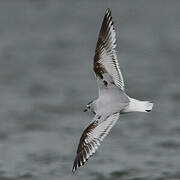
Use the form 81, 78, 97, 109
0, 1, 180, 180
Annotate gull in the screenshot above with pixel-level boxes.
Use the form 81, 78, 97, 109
72, 8, 153, 172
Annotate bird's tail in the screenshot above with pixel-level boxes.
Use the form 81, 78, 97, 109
122, 97, 153, 113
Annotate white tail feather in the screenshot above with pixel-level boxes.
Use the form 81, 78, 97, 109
122, 97, 153, 113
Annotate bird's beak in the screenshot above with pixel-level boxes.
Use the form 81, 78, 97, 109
83, 108, 87, 112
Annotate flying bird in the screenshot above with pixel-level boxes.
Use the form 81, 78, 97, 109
72, 8, 153, 172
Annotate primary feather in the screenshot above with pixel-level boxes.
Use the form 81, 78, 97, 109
94, 8, 125, 91
72, 113, 120, 172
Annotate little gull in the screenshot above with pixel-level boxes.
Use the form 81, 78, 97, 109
72, 8, 153, 172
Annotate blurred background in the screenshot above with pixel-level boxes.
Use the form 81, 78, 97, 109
0, 0, 180, 180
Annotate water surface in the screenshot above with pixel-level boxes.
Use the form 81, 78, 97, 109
0, 1, 180, 180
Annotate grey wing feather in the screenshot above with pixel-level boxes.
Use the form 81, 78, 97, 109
72, 113, 120, 172
93, 8, 125, 92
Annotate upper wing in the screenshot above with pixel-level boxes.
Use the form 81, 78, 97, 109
94, 8, 125, 91
72, 113, 120, 172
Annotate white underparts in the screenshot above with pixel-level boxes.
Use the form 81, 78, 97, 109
122, 97, 153, 113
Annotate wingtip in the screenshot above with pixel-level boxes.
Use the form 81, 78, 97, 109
106, 8, 111, 14
72, 160, 78, 173
106, 8, 113, 17
72, 158, 78, 173
72, 166, 76, 173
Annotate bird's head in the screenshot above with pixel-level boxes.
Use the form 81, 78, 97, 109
83, 101, 94, 113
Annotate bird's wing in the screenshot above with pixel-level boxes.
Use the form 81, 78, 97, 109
93, 8, 125, 92
72, 113, 120, 172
